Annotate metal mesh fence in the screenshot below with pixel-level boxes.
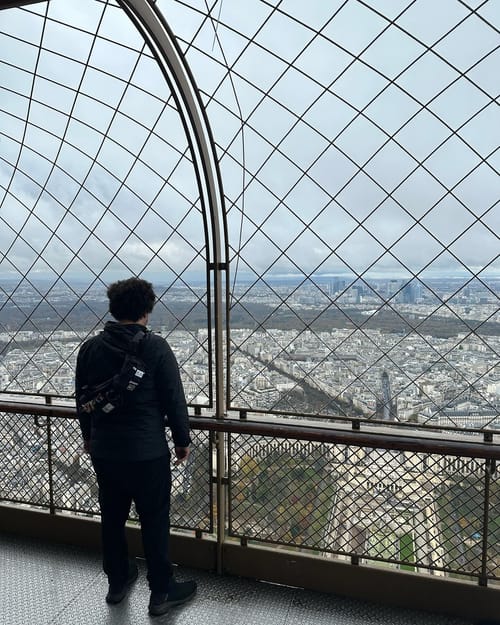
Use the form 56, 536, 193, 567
487, 459, 500, 578
0, 0, 211, 405
0, 412, 213, 533
0, 411, 50, 507
0, 1, 498, 429
228, 432, 498, 582
159, 0, 500, 429
50, 416, 98, 513
169, 428, 213, 532
229, 434, 335, 549
1, 405, 498, 583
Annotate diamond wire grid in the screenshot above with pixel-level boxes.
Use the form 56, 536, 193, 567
60, 421, 213, 532
0, 0, 212, 404
160, 0, 500, 429
47, 417, 214, 532
0, 410, 215, 533
487, 459, 500, 580
0, 411, 50, 508
168, 427, 214, 532
49, 416, 100, 514
228, 432, 497, 581
228, 433, 337, 551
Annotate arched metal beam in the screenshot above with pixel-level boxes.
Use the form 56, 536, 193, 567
116, 2, 228, 572
118, 0, 228, 421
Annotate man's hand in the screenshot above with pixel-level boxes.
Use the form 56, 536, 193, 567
174, 446, 190, 465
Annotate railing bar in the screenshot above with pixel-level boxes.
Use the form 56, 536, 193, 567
1, 384, 498, 437
1, 402, 498, 459
191, 418, 499, 459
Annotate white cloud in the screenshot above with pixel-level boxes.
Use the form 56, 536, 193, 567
0, 0, 497, 285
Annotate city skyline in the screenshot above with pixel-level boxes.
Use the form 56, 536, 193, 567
0, 276, 498, 433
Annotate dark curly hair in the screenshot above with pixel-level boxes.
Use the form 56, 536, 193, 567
107, 277, 156, 322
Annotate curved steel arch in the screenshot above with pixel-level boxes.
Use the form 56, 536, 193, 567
118, 0, 228, 418
0, 0, 228, 413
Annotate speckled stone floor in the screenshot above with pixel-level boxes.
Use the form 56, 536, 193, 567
0, 533, 478, 625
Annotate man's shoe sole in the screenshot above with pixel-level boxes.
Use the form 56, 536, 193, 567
148, 589, 196, 615
105, 567, 139, 604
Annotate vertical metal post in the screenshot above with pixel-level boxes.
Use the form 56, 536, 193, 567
479, 458, 492, 586
213, 262, 227, 575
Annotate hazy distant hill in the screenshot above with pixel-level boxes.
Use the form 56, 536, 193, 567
0, 297, 498, 339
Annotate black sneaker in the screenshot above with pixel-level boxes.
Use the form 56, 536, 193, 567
105, 563, 139, 604
148, 580, 197, 616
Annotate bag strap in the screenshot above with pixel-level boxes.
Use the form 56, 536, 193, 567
78, 331, 149, 414
128, 329, 148, 356
99, 328, 148, 358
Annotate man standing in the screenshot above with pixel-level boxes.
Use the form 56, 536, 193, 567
75, 277, 196, 616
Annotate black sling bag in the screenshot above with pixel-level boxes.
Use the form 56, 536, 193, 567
78, 330, 148, 418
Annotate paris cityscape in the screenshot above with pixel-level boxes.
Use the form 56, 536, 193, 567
0, 274, 498, 581
0, 274, 498, 430
0, 0, 498, 619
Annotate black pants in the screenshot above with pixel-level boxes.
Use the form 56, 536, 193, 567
92, 454, 173, 593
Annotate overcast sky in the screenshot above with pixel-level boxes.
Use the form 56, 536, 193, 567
0, 0, 498, 289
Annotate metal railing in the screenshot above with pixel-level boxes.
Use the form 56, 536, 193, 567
1, 398, 498, 588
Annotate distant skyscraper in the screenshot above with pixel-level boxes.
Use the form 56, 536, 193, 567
412, 281, 422, 302
387, 280, 401, 301
330, 277, 346, 295
402, 282, 415, 304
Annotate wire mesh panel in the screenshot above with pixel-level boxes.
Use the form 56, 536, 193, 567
487, 460, 500, 580
48, 417, 213, 532
0, 0, 211, 405
169, 427, 213, 533
0, 411, 214, 532
228, 432, 497, 582
0, 411, 50, 508
229, 434, 335, 548
1, 1, 498, 424
50, 415, 100, 514
160, 0, 500, 429
47, 418, 214, 532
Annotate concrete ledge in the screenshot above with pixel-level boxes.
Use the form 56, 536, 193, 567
0, 503, 216, 570
222, 542, 500, 622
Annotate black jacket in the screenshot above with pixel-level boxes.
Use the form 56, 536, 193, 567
76, 321, 190, 461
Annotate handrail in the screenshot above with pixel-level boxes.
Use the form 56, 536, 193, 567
0, 390, 496, 436
1, 399, 498, 460
189, 417, 500, 460
1, 397, 499, 591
